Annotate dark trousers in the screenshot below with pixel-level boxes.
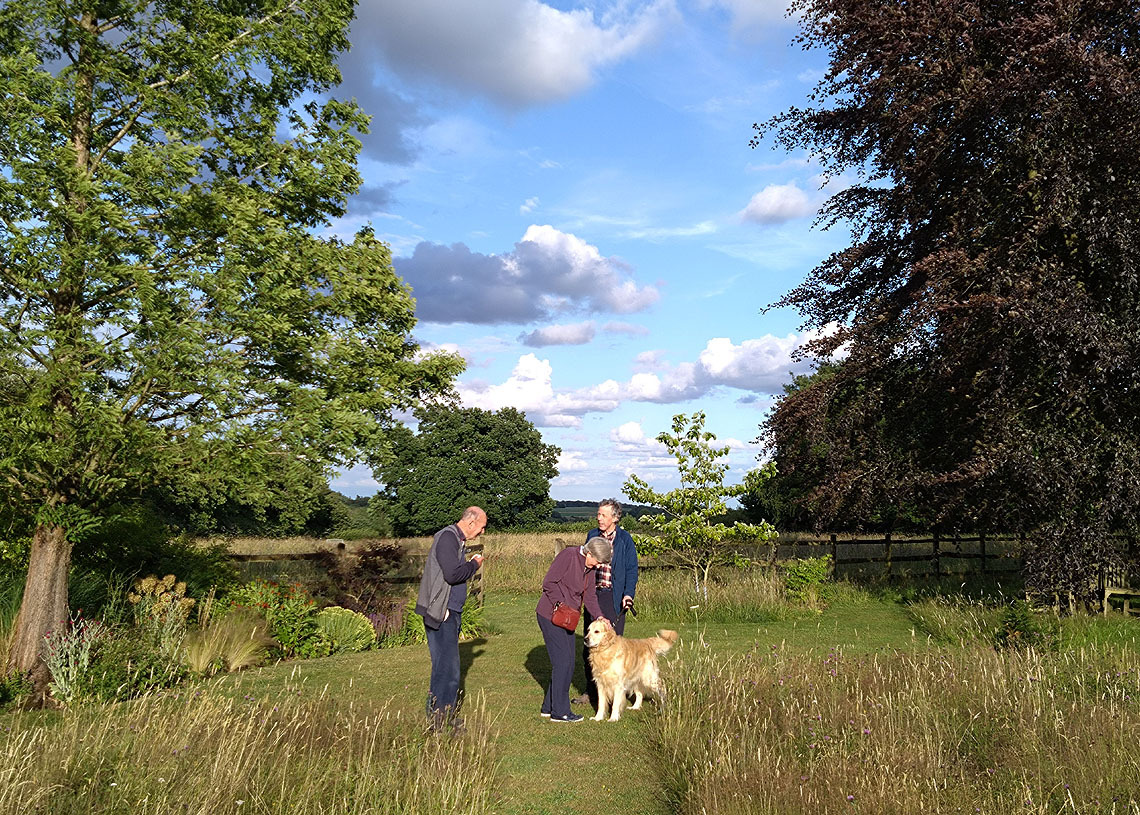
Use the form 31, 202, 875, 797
583, 588, 626, 708
537, 612, 576, 718
425, 610, 462, 716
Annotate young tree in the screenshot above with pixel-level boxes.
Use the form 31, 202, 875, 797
0, 0, 463, 691
623, 413, 776, 598
757, 0, 1140, 594
375, 406, 560, 535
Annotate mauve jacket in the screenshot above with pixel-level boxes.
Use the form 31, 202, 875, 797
536, 546, 603, 623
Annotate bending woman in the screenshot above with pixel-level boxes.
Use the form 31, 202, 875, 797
536, 536, 613, 722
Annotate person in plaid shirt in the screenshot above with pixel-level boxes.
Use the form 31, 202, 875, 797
576, 498, 640, 709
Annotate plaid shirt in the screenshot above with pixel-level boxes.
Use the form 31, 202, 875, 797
595, 529, 615, 589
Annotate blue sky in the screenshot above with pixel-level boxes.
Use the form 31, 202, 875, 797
327, 0, 851, 502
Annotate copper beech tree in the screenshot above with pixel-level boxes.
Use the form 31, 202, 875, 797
757, 0, 1140, 595
0, 0, 462, 696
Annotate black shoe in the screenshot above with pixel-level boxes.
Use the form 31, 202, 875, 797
539, 711, 551, 718
550, 712, 584, 723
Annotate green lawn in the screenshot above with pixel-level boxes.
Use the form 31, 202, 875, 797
221, 590, 925, 815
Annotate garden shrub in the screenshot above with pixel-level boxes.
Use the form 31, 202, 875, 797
223, 580, 322, 659
312, 542, 405, 616
379, 601, 426, 648
379, 594, 485, 648
316, 606, 377, 654
0, 670, 31, 710
784, 555, 833, 605
995, 600, 1057, 650
75, 629, 186, 701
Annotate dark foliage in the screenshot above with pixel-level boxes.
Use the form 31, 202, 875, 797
375, 406, 560, 535
72, 504, 238, 598
311, 542, 407, 621
756, 0, 1140, 594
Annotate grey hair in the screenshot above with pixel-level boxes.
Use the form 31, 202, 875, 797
583, 536, 613, 564
461, 506, 484, 522
597, 498, 623, 521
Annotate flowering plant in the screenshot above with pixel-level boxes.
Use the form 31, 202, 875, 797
128, 574, 196, 659
224, 580, 321, 658
42, 611, 108, 704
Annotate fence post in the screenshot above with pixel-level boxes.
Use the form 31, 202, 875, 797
933, 529, 941, 577
830, 534, 838, 578
979, 532, 987, 575
885, 532, 892, 578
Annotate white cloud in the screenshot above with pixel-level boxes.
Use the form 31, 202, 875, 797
622, 220, 718, 240
611, 421, 649, 446
557, 450, 590, 472
459, 353, 623, 427
456, 329, 827, 426
739, 183, 815, 224
396, 225, 660, 324
603, 321, 650, 337
520, 321, 596, 347
700, 0, 798, 35
520, 196, 540, 214
356, 0, 677, 108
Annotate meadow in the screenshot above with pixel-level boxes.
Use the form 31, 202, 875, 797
2, 532, 1139, 814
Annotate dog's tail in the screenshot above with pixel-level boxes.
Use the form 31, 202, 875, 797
653, 629, 679, 654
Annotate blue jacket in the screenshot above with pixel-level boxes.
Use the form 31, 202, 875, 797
584, 526, 639, 620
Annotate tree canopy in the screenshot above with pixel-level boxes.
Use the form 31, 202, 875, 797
756, 0, 1140, 592
0, 0, 462, 689
374, 406, 560, 536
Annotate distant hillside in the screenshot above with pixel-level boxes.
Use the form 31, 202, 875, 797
552, 500, 662, 522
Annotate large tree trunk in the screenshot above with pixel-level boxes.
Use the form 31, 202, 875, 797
6, 524, 71, 701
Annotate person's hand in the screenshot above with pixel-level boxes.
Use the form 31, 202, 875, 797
622, 595, 634, 610
471, 553, 483, 566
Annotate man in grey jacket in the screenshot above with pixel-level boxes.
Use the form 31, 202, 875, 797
415, 506, 486, 727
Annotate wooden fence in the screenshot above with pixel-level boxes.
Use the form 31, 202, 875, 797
229, 539, 485, 606
757, 532, 1025, 579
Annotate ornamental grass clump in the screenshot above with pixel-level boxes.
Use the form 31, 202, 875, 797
649, 640, 1140, 814
0, 688, 499, 815
184, 612, 275, 675
316, 606, 376, 654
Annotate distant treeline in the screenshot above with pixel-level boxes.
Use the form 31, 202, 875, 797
551, 500, 663, 523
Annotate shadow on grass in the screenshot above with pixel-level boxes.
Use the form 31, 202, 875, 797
523, 636, 589, 698
459, 636, 488, 697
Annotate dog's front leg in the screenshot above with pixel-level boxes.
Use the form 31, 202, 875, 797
608, 687, 625, 721
592, 692, 608, 721
629, 690, 644, 710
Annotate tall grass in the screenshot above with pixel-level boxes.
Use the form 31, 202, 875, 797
649, 641, 1140, 814
637, 566, 792, 623
0, 687, 499, 815
0, 574, 22, 662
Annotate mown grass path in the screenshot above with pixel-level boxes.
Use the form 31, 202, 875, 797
224, 592, 922, 815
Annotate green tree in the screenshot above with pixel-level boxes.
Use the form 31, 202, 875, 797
623, 413, 776, 597
756, 0, 1140, 594
376, 406, 560, 535
0, 0, 462, 691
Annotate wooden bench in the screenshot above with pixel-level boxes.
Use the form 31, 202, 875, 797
1100, 562, 1140, 615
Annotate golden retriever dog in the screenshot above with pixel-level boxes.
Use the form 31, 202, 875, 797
584, 619, 678, 722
